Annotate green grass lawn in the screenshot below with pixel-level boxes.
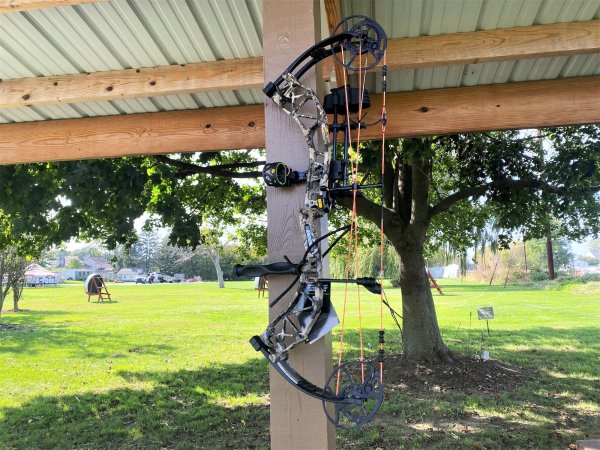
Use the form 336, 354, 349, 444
0, 280, 598, 449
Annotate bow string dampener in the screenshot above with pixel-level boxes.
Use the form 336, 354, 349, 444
234, 15, 388, 428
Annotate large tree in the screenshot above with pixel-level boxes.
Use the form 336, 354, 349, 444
1, 126, 599, 361
341, 127, 600, 361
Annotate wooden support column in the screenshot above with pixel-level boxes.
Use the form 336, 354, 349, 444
263, 0, 335, 449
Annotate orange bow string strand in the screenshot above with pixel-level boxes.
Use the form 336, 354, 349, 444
379, 50, 388, 383
335, 43, 354, 395
335, 42, 388, 394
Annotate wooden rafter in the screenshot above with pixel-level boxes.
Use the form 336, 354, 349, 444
323, 0, 345, 84
1, 20, 597, 109
0, 0, 103, 13
0, 57, 264, 109
385, 20, 600, 70
1, 76, 598, 165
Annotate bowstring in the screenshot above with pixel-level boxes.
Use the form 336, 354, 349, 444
354, 40, 366, 384
335, 43, 354, 396
379, 50, 387, 383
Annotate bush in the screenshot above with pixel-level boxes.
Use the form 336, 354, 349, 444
580, 273, 600, 283
529, 270, 550, 282
391, 279, 401, 288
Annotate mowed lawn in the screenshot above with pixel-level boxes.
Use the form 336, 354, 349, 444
0, 280, 598, 449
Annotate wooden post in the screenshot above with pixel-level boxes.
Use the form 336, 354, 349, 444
263, 0, 335, 448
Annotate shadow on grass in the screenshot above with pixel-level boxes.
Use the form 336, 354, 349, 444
2, 322, 598, 449
0, 360, 270, 450
337, 326, 600, 450
0, 314, 175, 359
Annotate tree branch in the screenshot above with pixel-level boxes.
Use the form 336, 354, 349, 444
430, 179, 600, 217
153, 155, 265, 179
336, 195, 401, 230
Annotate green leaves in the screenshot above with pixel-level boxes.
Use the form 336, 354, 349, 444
0, 151, 266, 253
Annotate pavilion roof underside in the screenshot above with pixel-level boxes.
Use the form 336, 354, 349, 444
0, 0, 597, 124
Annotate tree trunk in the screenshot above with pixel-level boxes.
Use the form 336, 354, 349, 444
0, 258, 4, 321
546, 234, 556, 280
12, 280, 24, 311
207, 247, 225, 288
394, 226, 453, 362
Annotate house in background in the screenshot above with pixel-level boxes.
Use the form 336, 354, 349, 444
83, 256, 114, 281
584, 249, 600, 262
56, 255, 115, 281
117, 268, 139, 282
58, 268, 93, 281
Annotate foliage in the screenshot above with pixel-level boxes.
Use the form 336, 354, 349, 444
0, 151, 265, 251
524, 236, 572, 272
65, 258, 84, 269
2, 126, 599, 361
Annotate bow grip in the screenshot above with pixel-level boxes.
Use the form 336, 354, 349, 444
234, 259, 300, 278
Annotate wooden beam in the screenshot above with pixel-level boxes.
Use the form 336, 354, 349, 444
323, 0, 344, 84
0, 104, 265, 164
385, 20, 600, 70
0, 0, 103, 13
1, 76, 598, 164
2, 20, 598, 108
0, 57, 264, 109
264, 0, 335, 448
361, 76, 600, 139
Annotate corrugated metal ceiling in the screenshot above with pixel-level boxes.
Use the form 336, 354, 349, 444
0, 0, 598, 123
343, 0, 600, 94
0, 0, 265, 123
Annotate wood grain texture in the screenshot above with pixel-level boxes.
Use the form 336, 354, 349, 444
323, 0, 344, 85
0, 57, 264, 108
0, 104, 264, 164
1, 20, 598, 107
0, 0, 102, 13
2, 76, 598, 165
263, 0, 335, 449
359, 76, 600, 139
385, 20, 600, 70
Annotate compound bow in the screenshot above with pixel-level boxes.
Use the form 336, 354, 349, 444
235, 15, 388, 428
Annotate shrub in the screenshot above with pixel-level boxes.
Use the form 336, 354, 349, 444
580, 273, 600, 283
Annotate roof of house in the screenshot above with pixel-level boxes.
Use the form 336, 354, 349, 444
117, 268, 138, 276
587, 249, 600, 259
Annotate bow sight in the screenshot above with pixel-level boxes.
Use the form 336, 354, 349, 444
234, 15, 387, 428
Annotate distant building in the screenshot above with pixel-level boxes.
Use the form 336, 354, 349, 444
117, 268, 138, 282
428, 264, 460, 278
573, 259, 590, 268
83, 256, 114, 281
584, 249, 600, 261
56, 255, 114, 281
59, 268, 93, 281
25, 264, 58, 286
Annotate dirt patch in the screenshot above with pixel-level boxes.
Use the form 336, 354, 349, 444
384, 353, 532, 396
0, 322, 33, 331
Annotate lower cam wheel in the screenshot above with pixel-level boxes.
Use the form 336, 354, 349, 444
322, 360, 383, 428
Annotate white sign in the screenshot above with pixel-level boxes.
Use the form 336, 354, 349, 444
477, 307, 494, 320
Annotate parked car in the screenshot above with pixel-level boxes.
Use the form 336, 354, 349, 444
135, 276, 146, 284
146, 272, 176, 283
